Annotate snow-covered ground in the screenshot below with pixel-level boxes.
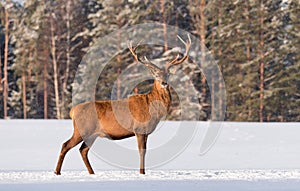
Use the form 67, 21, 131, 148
1, 170, 300, 191
0, 120, 300, 190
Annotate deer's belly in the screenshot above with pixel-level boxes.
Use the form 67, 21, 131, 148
99, 117, 135, 140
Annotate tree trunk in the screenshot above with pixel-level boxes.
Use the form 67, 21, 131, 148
217, 0, 223, 120
200, 0, 207, 117
50, 15, 61, 119
3, 1, 9, 119
43, 49, 48, 119
245, 0, 252, 121
160, 0, 168, 51
211, 70, 215, 120
116, 21, 122, 99
259, 0, 265, 122
22, 66, 27, 119
0, 46, 2, 93
62, 0, 71, 118
28, 49, 33, 117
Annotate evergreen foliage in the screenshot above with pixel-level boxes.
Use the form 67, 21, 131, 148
0, 0, 298, 121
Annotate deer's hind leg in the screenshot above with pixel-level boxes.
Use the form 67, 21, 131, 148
79, 136, 96, 174
55, 129, 83, 175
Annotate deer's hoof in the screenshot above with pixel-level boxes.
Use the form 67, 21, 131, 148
140, 170, 145, 175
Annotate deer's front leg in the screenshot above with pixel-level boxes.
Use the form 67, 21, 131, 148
136, 134, 148, 174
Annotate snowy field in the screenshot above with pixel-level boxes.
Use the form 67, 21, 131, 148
0, 120, 300, 190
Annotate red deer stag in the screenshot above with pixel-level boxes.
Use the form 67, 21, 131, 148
55, 35, 191, 175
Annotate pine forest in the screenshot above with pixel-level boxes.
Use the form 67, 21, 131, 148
0, 0, 299, 122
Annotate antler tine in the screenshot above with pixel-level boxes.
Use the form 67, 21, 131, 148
177, 35, 186, 45
166, 54, 180, 66
128, 39, 144, 62
165, 34, 192, 71
128, 40, 138, 62
128, 40, 162, 72
144, 56, 150, 63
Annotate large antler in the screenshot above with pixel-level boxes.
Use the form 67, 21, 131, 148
165, 34, 191, 72
128, 41, 161, 71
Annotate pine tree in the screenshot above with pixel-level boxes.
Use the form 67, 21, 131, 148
32, 0, 95, 119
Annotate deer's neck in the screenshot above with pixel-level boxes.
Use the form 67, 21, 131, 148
148, 80, 171, 109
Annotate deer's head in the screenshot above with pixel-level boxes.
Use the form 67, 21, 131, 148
128, 35, 191, 89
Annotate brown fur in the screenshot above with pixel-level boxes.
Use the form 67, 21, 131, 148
55, 80, 171, 175
55, 35, 190, 175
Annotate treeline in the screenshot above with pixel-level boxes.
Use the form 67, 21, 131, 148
0, 0, 299, 121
